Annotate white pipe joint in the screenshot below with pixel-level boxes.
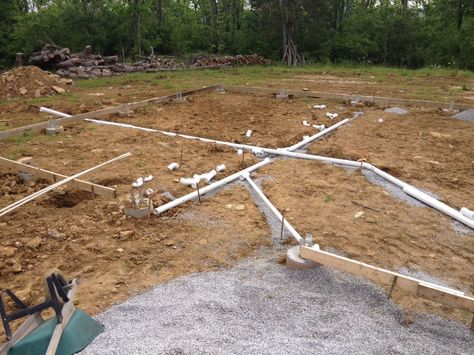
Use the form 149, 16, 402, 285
168, 162, 179, 171
216, 164, 226, 172
461, 207, 474, 220
180, 177, 198, 189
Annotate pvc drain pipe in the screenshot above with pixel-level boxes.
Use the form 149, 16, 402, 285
155, 158, 271, 215
41, 107, 354, 165
287, 118, 349, 152
41, 107, 474, 229
244, 173, 310, 245
461, 208, 474, 220
168, 162, 179, 171
402, 185, 474, 229
40, 107, 72, 118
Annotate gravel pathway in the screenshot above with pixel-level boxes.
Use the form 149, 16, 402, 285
82, 256, 473, 354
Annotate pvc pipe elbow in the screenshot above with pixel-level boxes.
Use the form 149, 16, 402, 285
168, 162, 179, 171
216, 164, 226, 172
313, 104, 326, 110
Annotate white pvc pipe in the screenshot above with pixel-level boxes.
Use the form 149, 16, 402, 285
42, 107, 474, 229
244, 173, 306, 244
168, 162, 179, 171
216, 164, 226, 172
287, 118, 349, 151
461, 207, 474, 220
0, 152, 131, 217
155, 158, 272, 215
402, 185, 474, 229
40, 107, 72, 118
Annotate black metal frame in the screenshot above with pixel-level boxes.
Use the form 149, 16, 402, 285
0, 273, 72, 340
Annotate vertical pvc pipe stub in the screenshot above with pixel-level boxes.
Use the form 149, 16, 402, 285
286, 246, 317, 270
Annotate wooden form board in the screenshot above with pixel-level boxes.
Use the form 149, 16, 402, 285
0, 156, 116, 198
0, 85, 220, 140
223, 85, 473, 111
301, 246, 474, 317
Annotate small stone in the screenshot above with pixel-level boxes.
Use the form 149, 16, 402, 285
111, 287, 118, 294
302, 88, 309, 91
48, 229, 64, 240
84, 265, 95, 273
277, 253, 287, 264
19, 88, 27, 95
12, 263, 22, 273
51, 86, 65, 94
119, 230, 134, 240
163, 239, 175, 247
198, 238, 208, 246
116, 248, 124, 253
26, 237, 42, 250
0, 246, 16, 258
354, 211, 364, 218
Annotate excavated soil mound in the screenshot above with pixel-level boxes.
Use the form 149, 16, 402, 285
0, 66, 72, 99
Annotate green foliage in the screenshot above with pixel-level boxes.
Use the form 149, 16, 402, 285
0, 0, 472, 70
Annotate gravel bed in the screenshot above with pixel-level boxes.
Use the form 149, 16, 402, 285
82, 257, 473, 354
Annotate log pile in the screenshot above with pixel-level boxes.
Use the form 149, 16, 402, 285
25, 44, 270, 78
192, 54, 270, 67
28, 44, 185, 78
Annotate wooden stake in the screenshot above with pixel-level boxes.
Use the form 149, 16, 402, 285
179, 148, 184, 167
280, 214, 285, 239
388, 275, 398, 299
196, 183, 201, 203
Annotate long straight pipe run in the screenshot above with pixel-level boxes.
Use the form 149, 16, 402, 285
42, 107, 474, 230
154, 158, 272, 215
243, 173, 305, 244
0, 152, 132, 217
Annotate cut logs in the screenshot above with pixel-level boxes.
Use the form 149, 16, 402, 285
25, 44, 270, 79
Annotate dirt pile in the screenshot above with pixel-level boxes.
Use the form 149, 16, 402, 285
0, 66, 72, 99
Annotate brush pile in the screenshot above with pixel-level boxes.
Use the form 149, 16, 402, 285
192, 54, 270, 67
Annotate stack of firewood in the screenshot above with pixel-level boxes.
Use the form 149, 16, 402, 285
24, 44, 270, 78
192, 54, 270, 67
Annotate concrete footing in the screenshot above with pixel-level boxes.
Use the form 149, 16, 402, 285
286, 246, 317, 270
45, 125, 64, 135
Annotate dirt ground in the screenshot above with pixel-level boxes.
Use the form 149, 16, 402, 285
0, 71, 473, 339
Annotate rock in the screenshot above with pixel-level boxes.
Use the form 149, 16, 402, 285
48, 229, 64, 240
84, 265, 95, 273
198, 238, 208, 246
12, 263, 22, 273
0, 246, 16, 257
34, 89, 41, 98
51, 86, 65, 94
277, 253, 287, 264
26, 236, 42, 250
354, 211, 364, 218
15, 287, 32, 304
19, 88, 27, 95
116, 248, 124, 253
163, 239, 175, 247
119, 230, 134, 240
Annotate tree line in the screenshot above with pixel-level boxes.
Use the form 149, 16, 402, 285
0, 0, 472, 70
